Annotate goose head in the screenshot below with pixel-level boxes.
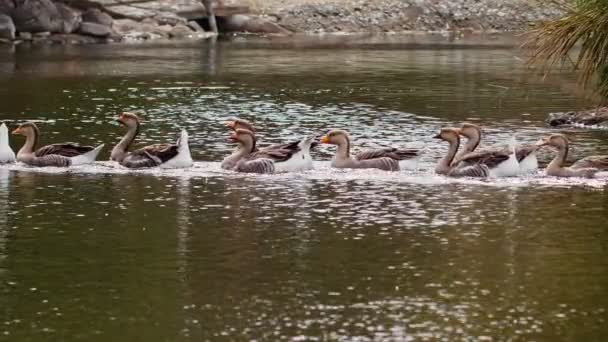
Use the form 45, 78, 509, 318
536, 134, 569, 150
116, 112, 140, 129
320, 130, 350, 146
12, 122, 39, 139
226, 119, 255, 132
229, 128, 257, 153
433, 127, 461, 143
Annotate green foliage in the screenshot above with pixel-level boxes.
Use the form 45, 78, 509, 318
526, 0, 608, 102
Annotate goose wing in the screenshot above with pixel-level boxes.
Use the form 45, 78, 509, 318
121, 143, 178, 168
262, 140, 319, 152
572, 155, 608, 170
235, 158, 275, 174
357, 157, 400, 171
448, 164, 490, 178
35, 143, 94, 157
355, 147, 420, 161
454, 150, 510, 169
515, 144, 539, 162
248, 148, 295, 163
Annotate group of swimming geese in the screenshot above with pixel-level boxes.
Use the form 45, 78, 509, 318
0, 112, 607, 179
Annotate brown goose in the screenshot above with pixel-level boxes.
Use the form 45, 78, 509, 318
110, 112, 192, 169
537, 134, 608, 178
222, 118, 314, 171
457, 123, 539, 175
434, 127, 495, 178
227, 128, 313, 173
11, 122, 103, 167
320, 129, 420, 171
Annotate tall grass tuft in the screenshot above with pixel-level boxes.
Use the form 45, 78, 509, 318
526, 0, 608, 103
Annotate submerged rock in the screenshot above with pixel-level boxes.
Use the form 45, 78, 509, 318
0, 14, 15, 40
79, 22, 112, 37
547, 107, 608, 128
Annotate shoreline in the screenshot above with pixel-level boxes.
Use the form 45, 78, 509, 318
0, 1, 562, 46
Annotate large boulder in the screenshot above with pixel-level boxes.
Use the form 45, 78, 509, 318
0, 13, 14, 40
56, 2, 81, 34
0, 0, 15, 15
79, 21, 112, 37
11, 0, 63, 33
82, 8, 112, 27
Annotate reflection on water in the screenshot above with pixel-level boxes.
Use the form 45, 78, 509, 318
0, 37, 607, 341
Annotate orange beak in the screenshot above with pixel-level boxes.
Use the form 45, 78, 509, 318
11, 127, 22, 135
320, 136, 330, 144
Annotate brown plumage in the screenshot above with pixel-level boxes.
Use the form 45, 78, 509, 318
536, 134, 601, 178
434, 128, 490, 178
12, 122, 101, 167
110, 112, 181, 168
320, 129, 421, 171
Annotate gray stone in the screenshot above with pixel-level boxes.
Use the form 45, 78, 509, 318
79, 22, 112, 37
223, 15, 291, 35
187, 21, 204, 32
169, 24, 193, 39
19, 31, 32, 40
56, 2, 81, 34
112, 19, 141, 34
153, 12, 186, 26
11, 0, 63, 33
33, 31, 50, 37
0, 13, 15, 40
0, 0, 15, 15
82, 8, 113, 27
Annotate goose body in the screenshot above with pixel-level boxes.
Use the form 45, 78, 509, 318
228, 128, 314, 174
0, 123, 15, 164
320, 129, 420, 171
12, 122, 103, 167
434, 127, 496, 178
457, 123, 536, 175
537, 134, 608, 178
222, 119, 314, 172
111, 112, 192, 169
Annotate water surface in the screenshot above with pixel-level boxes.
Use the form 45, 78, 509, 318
0, 37, 607, 341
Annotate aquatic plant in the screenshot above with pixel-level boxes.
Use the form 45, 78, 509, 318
526, 0, 608, 103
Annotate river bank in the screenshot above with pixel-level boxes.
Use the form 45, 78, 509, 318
0, 0, 564, 45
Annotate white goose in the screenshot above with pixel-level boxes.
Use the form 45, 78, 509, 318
0, 123, 15, 164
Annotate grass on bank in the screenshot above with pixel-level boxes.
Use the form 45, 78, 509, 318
526, 0, 608, 104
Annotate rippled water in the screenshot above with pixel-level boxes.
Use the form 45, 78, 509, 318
0, 37, 607, 341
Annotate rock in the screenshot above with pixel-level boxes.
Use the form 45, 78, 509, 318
187, 21, 204, 32
0, 13, 15, 40
0, 0, 15, 15
82, 8, 113, 27
56, 2, 81, 34
11, 0, 63, 33
33, 31, 50, 37
18, 31, 32, 40
79, 22, 112, 37
153, 12, 186, 26
223, 15, 291, 35
169, 24, 193, 39
49, 33, 103, 44
112, 19, 141, 34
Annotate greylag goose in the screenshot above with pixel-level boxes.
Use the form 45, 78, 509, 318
110, 112, 192, 169
222, 118, 315, 171
0, 123, 15, 164
537, 134, 608, 178
320, 129, 421, 171
227, 128, 314, 173
457, 123, 539, 174
434, 127, 511, 178
11, 122, 103, 167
